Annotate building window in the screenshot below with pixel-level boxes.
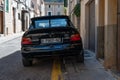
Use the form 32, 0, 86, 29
48, 12, 52, 16
5, 0, 9, 12
49, 5, 51, 8
18, 13, 20, 20
57, 12, 60, 15
41, 1, 43, 4
31, 1, 34, 8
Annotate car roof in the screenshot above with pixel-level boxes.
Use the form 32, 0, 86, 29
31, 15, 69, 21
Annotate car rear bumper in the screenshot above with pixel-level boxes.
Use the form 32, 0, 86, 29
21, 43, 83, 58
21, 48, 82, 58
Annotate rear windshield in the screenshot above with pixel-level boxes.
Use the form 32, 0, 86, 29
30, 18, 70, 29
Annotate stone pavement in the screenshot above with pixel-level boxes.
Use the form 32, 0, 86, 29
62, 50, 117, 80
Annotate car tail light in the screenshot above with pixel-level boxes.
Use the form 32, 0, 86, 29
22, 38, 32, 45
70, 34, 81, 41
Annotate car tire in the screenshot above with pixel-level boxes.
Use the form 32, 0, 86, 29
76, 50, 84, 63
22, 57, 33, 67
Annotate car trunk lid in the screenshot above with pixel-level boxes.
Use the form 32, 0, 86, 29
22, 27, 78, 45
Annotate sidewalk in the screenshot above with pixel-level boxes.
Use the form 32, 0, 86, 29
62, 50, 117, 80
110, 70, 120, 80
0, 32, 24, 44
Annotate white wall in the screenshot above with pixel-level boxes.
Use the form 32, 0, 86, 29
41, 3, 45, 16
4, 0, 33, 34
12, 0, 22, 33
45, 3, 64, 16
4, 0, 13, 34
40, 2, 64, 16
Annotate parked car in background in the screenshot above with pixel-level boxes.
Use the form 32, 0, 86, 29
21, 15, 84, 67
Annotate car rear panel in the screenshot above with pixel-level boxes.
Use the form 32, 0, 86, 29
21, 27, 82, 55
23, 27, 81, 43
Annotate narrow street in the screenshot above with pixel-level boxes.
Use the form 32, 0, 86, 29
0, 0, 120, 79
0, 37, 116, 80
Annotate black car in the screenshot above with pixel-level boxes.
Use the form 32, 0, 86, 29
21, 15, 84, 67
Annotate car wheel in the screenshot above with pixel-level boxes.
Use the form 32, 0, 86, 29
76, 50, 84, 63
22, 57, 33, 67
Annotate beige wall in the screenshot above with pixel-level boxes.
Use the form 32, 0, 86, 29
104, 0, 117, 70
95, 0, 105, 59
80, 0, 91, 49
95, 0, 105, 26
80, 0, 118, 70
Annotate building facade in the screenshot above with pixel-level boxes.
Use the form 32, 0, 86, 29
67, 0, 80, 31
0, 0, 39, 36
40, 0, 64, 16
4, 0, 20, 35
80, 0, 120, 72
32, 0, 40, 17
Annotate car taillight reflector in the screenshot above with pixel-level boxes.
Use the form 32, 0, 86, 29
22, 38, 32, 44
70, 34, 81, 41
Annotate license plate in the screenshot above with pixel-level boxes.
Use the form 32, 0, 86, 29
41, 38, 61, 44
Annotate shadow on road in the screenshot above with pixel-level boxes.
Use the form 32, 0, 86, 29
0, 51, 52, 80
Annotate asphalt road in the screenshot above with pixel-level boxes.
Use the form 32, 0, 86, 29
0, 37, 117, 80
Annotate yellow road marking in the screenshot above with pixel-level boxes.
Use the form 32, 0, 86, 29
51, 59, 63, 80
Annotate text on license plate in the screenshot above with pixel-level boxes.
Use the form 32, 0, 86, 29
41, 38, 61, 43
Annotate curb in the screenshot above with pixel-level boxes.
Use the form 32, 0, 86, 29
110, 70, 120, 80
0, 32, 24, 44
98, 59, 118, 80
